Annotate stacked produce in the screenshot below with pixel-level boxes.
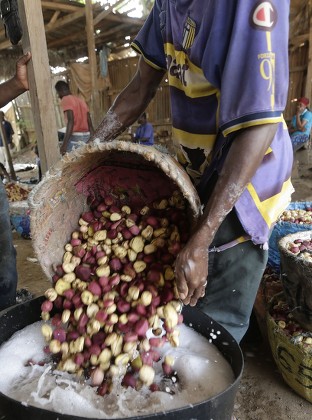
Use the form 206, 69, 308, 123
5, 182, 29, 202
40, 190, 190, 395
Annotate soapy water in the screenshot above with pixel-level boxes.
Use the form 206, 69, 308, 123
0, 322, 234, 418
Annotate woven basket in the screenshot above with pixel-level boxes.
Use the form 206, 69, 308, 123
278, 231, 312, 331
28, 141, 201, 278
266, 312, 312, 403
268, 201, 312, 272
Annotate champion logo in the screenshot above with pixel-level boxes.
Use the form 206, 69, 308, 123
250, 1, 277, 31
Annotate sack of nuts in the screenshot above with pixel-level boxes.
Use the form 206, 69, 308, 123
28, 140, 201, 393
278, 230, 312, 331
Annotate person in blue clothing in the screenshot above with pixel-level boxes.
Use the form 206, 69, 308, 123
134, 112, 154, 145
288, 97, 312, 151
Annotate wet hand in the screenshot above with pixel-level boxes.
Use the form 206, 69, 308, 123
174, 237, 209, 306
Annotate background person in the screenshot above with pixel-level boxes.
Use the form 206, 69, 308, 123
55, 80, 94, 155
91, 1, 293, 344
288, 97, 312, 151
0, 51, 31, 311
134, 112, 154, 145
0, 111, 14, 170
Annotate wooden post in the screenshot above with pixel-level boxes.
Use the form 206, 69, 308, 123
18, 0, 61, 173
304, 0, 312, 99
85, 0, 101, 127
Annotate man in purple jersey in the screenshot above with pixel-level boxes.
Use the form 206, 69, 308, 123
92, 1, 293, 343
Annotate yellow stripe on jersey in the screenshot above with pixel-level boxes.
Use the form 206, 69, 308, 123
222, 116, 283, 137
172, 127, 217, 149
131, 42, 165, 71
246, 178, 293, 227
165, 43, 217, 99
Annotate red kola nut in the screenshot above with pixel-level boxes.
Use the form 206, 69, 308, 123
51, 313, 62, 327
150, 383, 160, 392
92, 331, 106, 346
98, 276, 109, 288
53, 328, 66, 343
136, 304, 147, 317
149, 336, 166, 348
81, 211, 94, 223
41, 300, 53, 313
117, 299, 131, 313
75, 265, 91, 282
141, 351, 154, 366
109, 257, 122, 271
53, 296, 64, 310
89, 344, 101, 356
109, 274, 120, 287
72, 294, 83, 308
122, 372, 137, 389
135, 319, 149, 337
95, 310, 108, 323
88, 281, 102, 296
97, 381, 109, 396
67, 331, 80, 341
74, 353, 84, 366
63, 299, 73, 310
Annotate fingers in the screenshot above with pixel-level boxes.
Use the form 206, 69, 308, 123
189, 283, 207, 306
179, 280, 207, 306
17, 51, 31, 66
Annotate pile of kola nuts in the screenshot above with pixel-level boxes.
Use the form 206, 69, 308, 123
40, 190, 190, 395
286, 237, 312, 263
279, 207, 312, 225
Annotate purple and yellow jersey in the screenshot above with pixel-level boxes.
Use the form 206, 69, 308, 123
132, 0, 293, 244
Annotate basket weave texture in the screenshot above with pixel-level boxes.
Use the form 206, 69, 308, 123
28, 141, 201, 278
268, 201, 312, 272
278, 231, 312, 331
267, 313, 312, 403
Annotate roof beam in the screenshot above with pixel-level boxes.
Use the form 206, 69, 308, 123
41, 1, 83, 13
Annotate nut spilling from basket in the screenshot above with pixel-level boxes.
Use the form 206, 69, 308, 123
40, 190, 190, 394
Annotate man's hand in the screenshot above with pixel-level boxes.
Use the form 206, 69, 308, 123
174, 231, 209, 306
14, 51, 31, 91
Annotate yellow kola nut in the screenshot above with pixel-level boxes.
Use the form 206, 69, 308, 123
44, 288, 58, 302
55, 279, 71, 296
139, 365, 155, 386
62, 309, 71, 324
81, 290, 94, 305
98, 348, 112, 364
63, 251, 73, 264
133, 260, 146, 273
140, 290, 153, 306
130, 236, 144, 253
62, 262, 76, 274
41, 324, 52, 341
93, 230, 107, 241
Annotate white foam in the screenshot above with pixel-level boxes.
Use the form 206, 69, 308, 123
0, 321, 235, 418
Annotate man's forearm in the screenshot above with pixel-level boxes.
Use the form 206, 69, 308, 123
93, 58, 165, 141
0, 77, 26, 109
196, 124, 279, 245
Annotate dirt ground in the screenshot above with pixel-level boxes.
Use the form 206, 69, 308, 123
9, 146, 312, 419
